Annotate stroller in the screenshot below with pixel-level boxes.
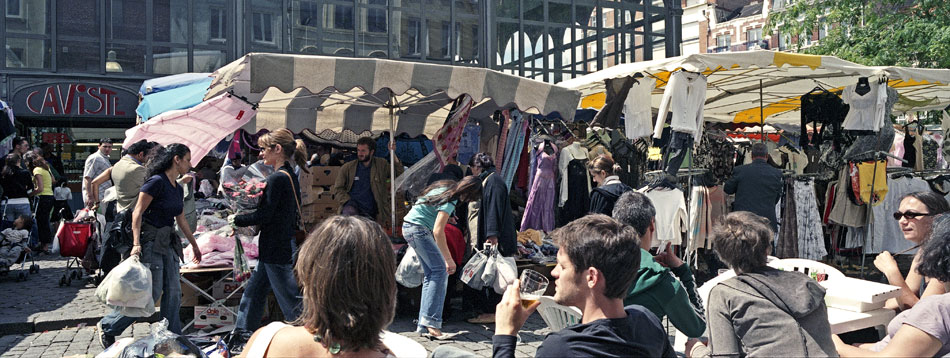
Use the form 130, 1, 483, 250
0, 199, 39, 282
55, 208, 103, 286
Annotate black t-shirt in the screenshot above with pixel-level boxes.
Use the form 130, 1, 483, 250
140, 173, 184, 228
0, 169, 35, 199
493, 305, 675, 358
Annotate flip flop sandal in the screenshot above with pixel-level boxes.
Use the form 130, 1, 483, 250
422, 331, 468, 341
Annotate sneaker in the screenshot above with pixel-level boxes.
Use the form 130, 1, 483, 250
96, 321, 115, 349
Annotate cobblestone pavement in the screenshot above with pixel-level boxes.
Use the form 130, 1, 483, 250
0, 256, 548, 357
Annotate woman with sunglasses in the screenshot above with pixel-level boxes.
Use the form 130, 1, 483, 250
875, 191, 950, 310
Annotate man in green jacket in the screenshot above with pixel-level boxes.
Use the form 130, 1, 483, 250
613, 191, 706, 338
331, 137, 403, 226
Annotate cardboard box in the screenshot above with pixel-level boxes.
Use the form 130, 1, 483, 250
194, 306, 238, 329
312, 166, 340, 186
180, 276, 213, 307
212, 280, 245, 300
313, 190, 339, 204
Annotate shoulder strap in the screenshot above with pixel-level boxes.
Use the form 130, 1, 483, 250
280, 170, 303, 226
245, 322, 292, 358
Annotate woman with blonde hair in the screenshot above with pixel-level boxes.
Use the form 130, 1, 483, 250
228, 129, 309, 343
25, 152, 54, 253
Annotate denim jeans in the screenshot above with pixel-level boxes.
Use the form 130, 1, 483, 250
4, 202, 36, 247
234, 261, 301, 331
99, 241, 183, 335
402, 222, 448, 332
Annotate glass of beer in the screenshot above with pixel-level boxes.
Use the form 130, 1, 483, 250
519, 269, 549, 308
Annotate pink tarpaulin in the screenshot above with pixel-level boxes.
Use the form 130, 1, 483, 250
124, 93, 256, 166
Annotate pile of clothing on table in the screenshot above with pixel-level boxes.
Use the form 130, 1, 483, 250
181, 211, 259, 269
515, 229, 557, 264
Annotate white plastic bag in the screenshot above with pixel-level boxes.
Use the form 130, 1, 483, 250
95, 256, 153, 310
395, 247, 424, 288
461, 245, 492, 290
50, 222, 61, 255
486, 249, 518, 295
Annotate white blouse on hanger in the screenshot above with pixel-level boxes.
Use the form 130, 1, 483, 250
842, 82, 888, 131
653, 71, 707, 139
558, 142, 590, 207
622, 77, 657, 140
641, 187, 688, 247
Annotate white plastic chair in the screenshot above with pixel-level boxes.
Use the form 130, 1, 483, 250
767, 258, 846, 281
537, 295, 582, 331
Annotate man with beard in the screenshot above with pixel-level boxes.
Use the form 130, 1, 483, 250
331, 137, 402, 225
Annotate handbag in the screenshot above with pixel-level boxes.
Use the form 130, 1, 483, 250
486, 248, 518, 295
280, 170, 308, 243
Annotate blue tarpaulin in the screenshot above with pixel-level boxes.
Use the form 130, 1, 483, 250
136, 78, 212, 121
138, 72, 211, 96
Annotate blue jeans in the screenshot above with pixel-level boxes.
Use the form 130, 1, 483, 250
234, 261, 301, 331
100, 241, 183, 335
4, 202, 36, 247
403, 222, 448, 332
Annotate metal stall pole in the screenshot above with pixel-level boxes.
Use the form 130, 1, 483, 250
760, 79, 765, 142
389, 92, 397, 238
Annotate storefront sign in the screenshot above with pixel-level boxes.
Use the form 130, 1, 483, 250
11, 81, 138, 118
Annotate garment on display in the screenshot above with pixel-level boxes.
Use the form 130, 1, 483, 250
693, 130, 736, 185
520, 141, 557, 232
592, 76, 640, 129
842, 78, 889, 132
622, 76, 658, 140
653, 70, 707, 139
640, 187, 687, 248
800, 89, 848, 150
870, 176, 930, 254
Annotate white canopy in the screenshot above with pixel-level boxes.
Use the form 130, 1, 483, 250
558, 50, 950, 125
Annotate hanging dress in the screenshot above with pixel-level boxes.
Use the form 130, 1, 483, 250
520, 145, 557, 232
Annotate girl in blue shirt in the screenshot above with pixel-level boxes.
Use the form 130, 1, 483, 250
403, 176, 482, 338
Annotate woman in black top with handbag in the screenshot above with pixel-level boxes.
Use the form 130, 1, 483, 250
229, 128, 309, 336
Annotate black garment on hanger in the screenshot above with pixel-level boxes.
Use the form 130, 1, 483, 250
559, 158, 591, 225
591, 76, 638, 129
903, 128, 917, 169
608, 130, 648, 188
800, 91, 848, 151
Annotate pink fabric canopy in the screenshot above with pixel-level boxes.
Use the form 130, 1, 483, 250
124, 93, 256, 167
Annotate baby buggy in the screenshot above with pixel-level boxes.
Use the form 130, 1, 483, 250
56, 208, 102, 286
0, 200, 39, 282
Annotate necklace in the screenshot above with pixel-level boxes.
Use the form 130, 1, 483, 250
313, 334, 343, 354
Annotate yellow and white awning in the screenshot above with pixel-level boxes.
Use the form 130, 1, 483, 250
557, 50, 950, 125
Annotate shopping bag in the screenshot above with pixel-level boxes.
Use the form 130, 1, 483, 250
95, 256, 153, 311
460, 245, 492, 290
491, 252, 518, 295
395, 247, 424, 288
118, 319, 204, 358
51, 221, 63, 255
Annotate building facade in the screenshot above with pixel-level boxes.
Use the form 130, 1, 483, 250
0, 0, 683, 180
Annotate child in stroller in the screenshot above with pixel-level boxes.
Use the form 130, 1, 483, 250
0, 215, 35, 278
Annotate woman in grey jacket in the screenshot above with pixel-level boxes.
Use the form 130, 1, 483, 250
688, 211, 837, 358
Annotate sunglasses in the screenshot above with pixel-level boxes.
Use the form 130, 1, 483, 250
893, 211, 933, 220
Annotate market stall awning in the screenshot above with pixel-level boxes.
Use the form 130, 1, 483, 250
124, 93, 256, 166
204, 53, 582, 137
139, 72, 211, 96
136, 78, 212, 121
558, 51, 950, 125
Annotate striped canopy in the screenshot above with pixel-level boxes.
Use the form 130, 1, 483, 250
558, 51, 950, 125
205, 53, 582, 137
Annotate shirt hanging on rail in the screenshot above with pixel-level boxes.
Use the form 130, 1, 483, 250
654, 71, 707, 139
794, 180, 827, 260
871, 177, 930, 254
622, 77, 657, 140
559, 142, 591, 207
641, 187, 687, 248
841, 82, 888, 131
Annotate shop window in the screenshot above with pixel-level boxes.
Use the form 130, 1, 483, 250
366, 0, 385, 33
441, 22, 451, 58
334, 4, 354, 30
406, 18, 421, 56
299, 1, 318, 27
7, 0, 22, 18
209, 8, 226, 42
252, 12, 276, 44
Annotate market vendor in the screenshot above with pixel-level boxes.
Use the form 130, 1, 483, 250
227, 129, 309, 340
331, 137, 403, 225
723, 142, 783, 230
875, 191, 950, 310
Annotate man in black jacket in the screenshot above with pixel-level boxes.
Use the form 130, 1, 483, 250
724, 143, 783, 230
433, 215, 674, 358
467, 153, 516, 324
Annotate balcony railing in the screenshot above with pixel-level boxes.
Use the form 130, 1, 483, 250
708, 40, 770, 53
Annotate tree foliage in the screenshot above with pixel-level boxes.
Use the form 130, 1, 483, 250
766, 0, 950, 68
